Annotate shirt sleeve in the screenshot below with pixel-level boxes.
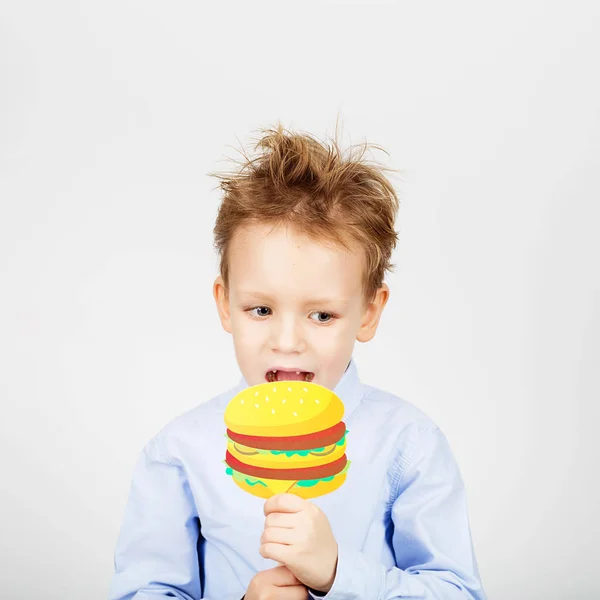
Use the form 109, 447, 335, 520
109, 435, 224, 600
308, 425, 487, 600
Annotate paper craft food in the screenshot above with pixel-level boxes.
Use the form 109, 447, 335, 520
223, 380, 350, 499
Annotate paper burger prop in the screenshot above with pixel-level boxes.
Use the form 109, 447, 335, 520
223, 380, 350, 499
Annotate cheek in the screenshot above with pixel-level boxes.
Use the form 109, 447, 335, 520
313, 320, 354, 345
309, 329, 354, 364
230, 314, 267, 343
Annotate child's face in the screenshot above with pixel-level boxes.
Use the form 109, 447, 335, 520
214, 222, 389, 390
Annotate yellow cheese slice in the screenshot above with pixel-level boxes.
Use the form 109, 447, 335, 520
265, 478, 299, 495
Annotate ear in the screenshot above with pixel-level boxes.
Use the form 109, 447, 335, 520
356, 284, 390, 343
213, 276, 232, 334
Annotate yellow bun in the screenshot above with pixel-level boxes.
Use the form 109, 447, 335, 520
227, 438, 347, 468
224, 381, 344, 437
231, 471, 348, 499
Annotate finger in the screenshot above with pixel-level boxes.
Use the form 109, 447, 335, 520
265, 511, 297, 529
261, 526, 298, 546
278, 584, 309, 599
265, 565, 302, 586
259, 541, 292, 564
264, 493, 306, 516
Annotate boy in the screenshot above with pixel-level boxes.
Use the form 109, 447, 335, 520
109, 125, 487, 599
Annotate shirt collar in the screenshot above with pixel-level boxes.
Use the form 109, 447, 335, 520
223, 355, 364, 421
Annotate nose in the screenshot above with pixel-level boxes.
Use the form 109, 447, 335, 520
270, 313, 306, 354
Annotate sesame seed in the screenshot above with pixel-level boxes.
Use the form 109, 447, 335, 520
288, 387, 292, 392
272, 409, 275, 414
282, 399, 286, 404
303, 388, 308, 392
273, 387, 276, 392
315, 399, 320, 404
254, 404, 259, 408
293, 412, 297, 417
254, 391, 259, 396
265, 397, 269, 402
300, 399, 303, 404
240, 400, 244, 404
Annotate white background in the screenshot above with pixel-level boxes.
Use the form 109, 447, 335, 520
1, 1, 599, 598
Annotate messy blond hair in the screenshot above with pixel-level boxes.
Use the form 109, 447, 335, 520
211, 124, 401, 306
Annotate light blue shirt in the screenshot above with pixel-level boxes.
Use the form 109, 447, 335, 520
109, 357, 486, 600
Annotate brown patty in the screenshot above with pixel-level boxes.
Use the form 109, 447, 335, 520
226, 421, 346, 451
225, 451, 347, 481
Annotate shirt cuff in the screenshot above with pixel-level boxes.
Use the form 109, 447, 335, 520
307, 543, 386, 600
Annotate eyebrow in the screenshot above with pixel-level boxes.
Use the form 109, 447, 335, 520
238, 291, 344, 306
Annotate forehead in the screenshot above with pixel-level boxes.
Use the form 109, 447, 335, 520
228, 222, 364, 301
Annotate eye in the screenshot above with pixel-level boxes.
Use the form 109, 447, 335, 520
247, 306, 271, 318
245, 306, 337, 324
310, 311, 336, 324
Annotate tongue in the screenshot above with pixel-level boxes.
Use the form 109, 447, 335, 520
276, 370, 309, 381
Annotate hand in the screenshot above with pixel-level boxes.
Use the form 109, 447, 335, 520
260, 493, 338, 594
244, 565, 308, 600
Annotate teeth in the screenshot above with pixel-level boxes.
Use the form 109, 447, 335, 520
266, 370, 314, 382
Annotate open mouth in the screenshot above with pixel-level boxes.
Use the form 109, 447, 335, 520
265, 370, 315, 383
